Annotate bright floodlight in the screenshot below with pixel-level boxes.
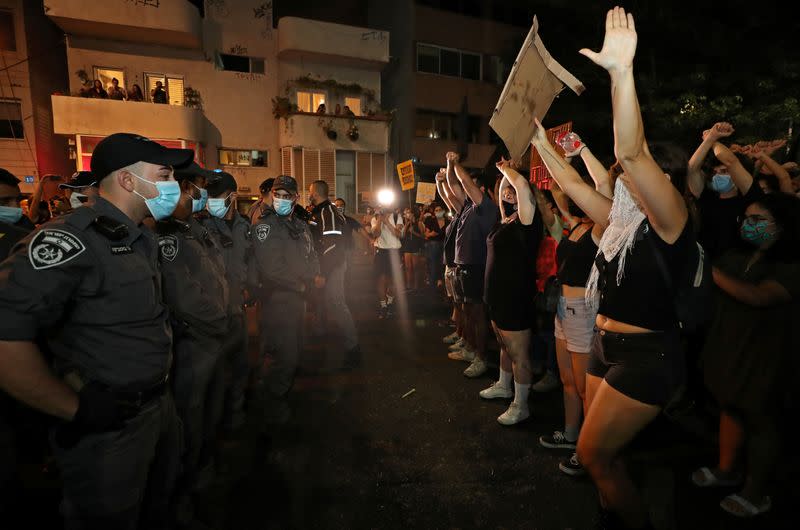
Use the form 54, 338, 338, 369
377, 188, 395, 206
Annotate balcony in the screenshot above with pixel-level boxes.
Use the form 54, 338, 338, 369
277, 17, 390, 70
51, 95, 205, 142
279, 113, 390, 153
412, 138, 497, 169
45, 0, 202, 49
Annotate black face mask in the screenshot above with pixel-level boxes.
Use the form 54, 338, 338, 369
502, 201, 517, 218
567, 199, 585, 218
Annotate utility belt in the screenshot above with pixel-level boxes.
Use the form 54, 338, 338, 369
64, 371, 169, 414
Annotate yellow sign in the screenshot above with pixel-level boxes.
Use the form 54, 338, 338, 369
415, 182, 437, 205
396, 160, 415, 191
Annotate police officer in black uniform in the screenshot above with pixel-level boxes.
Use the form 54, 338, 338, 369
201, 171, 253, 431
252, 175, 319, 425
154, 162, 228, 521
0, 133, 192, 529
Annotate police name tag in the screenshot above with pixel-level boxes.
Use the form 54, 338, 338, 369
255, 224, 270, 242
29, 229, 86, 270
111, 244, 133, 255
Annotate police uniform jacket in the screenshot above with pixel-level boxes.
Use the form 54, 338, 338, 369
155, 216, 228, 337
0, 197, 172, 388
252, 207, 319, 295
308, 199, 347, 277
0, 220, 31, 261
200, 211, 252, 315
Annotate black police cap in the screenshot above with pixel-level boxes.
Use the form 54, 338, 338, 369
0, 168, 20, 186
58, 171, 97, 190
259, 178, 275, 195
90, 133, 194, 181
206, 170, 237, 196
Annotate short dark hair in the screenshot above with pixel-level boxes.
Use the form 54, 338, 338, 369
0, 168, 20, 187
311, 179, 329, 197
648, 141, 689, 194
754, 192, 800, 261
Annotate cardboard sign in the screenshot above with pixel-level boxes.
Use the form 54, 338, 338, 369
415, 182, 437, 205
489, 16, 585, 161
396, 160, 415, 191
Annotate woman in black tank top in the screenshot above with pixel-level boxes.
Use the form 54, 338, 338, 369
477, 158, 541, 426
532, 9, 696, 528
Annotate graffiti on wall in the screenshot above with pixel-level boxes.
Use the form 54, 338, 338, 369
125, 0, 160, 7
229, 44, 248, 55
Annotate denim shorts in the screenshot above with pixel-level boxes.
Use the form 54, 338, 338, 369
553, 296, 597, 353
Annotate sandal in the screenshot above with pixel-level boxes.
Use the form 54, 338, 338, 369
691, 467, 742, 487
720, 494, 772, 517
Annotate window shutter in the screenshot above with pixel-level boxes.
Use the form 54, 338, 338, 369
320, 150, 336, 199
281, 146, 293, 176
371, 152, 386, 187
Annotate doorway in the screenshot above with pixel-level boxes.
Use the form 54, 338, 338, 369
336, 150, 356, 215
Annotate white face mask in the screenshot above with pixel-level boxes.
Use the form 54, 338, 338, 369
69, 192, 88, 209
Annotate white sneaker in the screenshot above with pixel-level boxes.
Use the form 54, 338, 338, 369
532, 371, 560, 393
463, 358, 487, 378
448, 338, 465, 351
479, 381, 513, 400
497, 402, 530, 425
448, 347, 475, 362
442, 331, 460, 344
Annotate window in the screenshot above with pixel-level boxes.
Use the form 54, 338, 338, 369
0, 100, 23, 139
344, 97, 361, 116
219, 149, 268, 168
416, 43, 482, 81
145, 73, 185, 106
487, 56, 509, 85
0, 10, 15, 51
93, 67, 126, 92
415, 109, 480, 143
218, 53, 265, 74
296, 91, 326, 113
416, 44, 440, 74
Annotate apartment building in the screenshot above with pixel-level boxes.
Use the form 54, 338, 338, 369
43, 0, 390, 212
1, 0, 71, 193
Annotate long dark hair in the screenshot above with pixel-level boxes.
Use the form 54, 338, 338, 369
756, 192, 800, 262
648, 141, 688, 194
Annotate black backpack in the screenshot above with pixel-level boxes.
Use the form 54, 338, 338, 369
644, 221, 714, 332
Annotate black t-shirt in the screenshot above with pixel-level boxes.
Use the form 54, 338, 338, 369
455, 194, 500, 266
423, 215, 447, 242
484, 214, 543, 307
697, 184, 763, 261
443, 207, 462, 267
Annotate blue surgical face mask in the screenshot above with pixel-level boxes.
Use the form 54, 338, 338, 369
207, 194, 232, 219
190, 183, 208, 213
273, 197, 294, 216
710, 173, 735, 194
740, 216, 775, 246
0, 205, 23, 224
132, 173, 181, 220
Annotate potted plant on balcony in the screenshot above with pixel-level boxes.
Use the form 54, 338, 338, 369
347, 122, 359, 141
271, 96, 297, 120
319, 118, 337, 140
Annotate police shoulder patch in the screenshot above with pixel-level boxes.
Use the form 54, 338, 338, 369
159, 234, 179, 262
255, 224, 270, 242
28, 229, 87, 270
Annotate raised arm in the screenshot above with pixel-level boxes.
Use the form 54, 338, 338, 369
532, 185, 556, 229
496, 158, 536, 226
448, 151, 483, 205
562, 135, 614, 199
688, 122, 735, 198
445, 155, 466, 205
531, 118, 612, 228
712, 142, 753, 195
436, 167, 461, 213
580, 7, 686, 242
753, 146, 794, 194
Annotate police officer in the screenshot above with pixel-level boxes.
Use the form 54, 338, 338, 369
0, 168, 34, 234
0, 133, 191, 529
308, 181, 360, 369
252, 175, 319, 424
201, 171, 252, 431
155, 162, 228, 519
58, 170, 99, 210
248, 177, 274, 225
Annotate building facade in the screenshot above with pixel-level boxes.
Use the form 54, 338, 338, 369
43, 0, 390, 212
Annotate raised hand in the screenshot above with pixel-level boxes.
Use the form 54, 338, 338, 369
446, 151, 459, 163
496, 156, 512, 173
709, 122, 734, 141
435, 168, 447, 182
531, 117, 549, 145
579, 6, 637, 73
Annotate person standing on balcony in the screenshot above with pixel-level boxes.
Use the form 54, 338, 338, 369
152, 81, 167, 104
107, 78, 126, 101
128, 84, 144, 102
89, 79, 107, 99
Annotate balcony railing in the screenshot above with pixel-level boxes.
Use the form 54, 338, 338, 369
45, 0, 202, 49
51, 95, 205, 142
279, 112, 390, 152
